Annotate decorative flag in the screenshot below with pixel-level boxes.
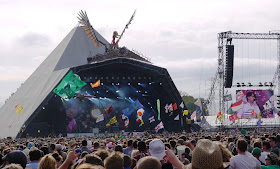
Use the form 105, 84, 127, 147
196, 116, 201, 122
180, 102, 184, 109
157, 99, 161, 120
16, 105, 24, 114
205, 109, 209, 115
174, 114, 179, 120
217, 110, 223, 122
149, 116, 155, 123
168, 104, 173, 112
194, 98, 202, 108
96, 114, 104, 123
229, 114, 238, 122
258, 113, 261, 120
165, 104, 169, 113
106, 116, 117, 127
122, 100, 144, 117
139, 120, 144, 127
257, 119, 262, 126
229, 121, 234, 125
196, 106, 202, 119
236, 91, 244, 100
67, 119, 77, 131
53, 70, 87, 101
183, 110, 188, 116
155, 121, 164, 132
91, 79, 100, 88
120, 114, 128, 120
104, 105, 113, 118
173, 103, 177, 110
263, 100, 272, 110
191, 111, 196, 120
237, 117, 240, 123
137, 108, 144, 120
231, 100, 243, 112
186, 118, 192, 124
124, 119, 129, 127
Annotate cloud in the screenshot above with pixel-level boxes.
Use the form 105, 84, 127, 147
19, 32, 51, 47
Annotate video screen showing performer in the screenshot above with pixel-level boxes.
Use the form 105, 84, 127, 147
235, 90, 274, 119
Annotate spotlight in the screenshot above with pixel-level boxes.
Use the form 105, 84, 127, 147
128, 83, 131, 85
270, 82, 273, 87
259, 82, 263, 87
42, 107, 45, 110
112, 83, 114, 85
101, 83, 103, 85
248, 83, 253, 87
145, 91, 147, 93
149, 82, 151, 85
136, 91, 139, 93
116, 83, 120, 86
104, 97, 107, 99
138, 83, 140, 85
116, 90, 119, 93
106, 90, 109, 93
241, 83, 246, 87
237, 83, 241, 87
96, 91, 99, 93
160, 83, 162, 85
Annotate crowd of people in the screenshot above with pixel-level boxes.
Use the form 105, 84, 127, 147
0, 129, 280, 169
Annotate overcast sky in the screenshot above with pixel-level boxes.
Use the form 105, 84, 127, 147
1, 0, 280, 111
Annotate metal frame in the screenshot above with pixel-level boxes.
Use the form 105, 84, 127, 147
207, 31, 280, 117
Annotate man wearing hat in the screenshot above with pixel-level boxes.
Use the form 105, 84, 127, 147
252, 147, 265, 165
1, 150, 27, 168
261, 152, 279, 169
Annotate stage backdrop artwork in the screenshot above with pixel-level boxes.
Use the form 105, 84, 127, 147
235, 90, 274, 119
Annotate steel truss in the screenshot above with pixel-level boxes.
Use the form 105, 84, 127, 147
207, 31, 280, 116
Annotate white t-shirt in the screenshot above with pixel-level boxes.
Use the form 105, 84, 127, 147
259, 152, 269, 164
230, 154, 261, 169
237, 102, 260, 118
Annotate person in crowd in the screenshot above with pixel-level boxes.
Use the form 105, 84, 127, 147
252, 147, 265, 165
81, 140, 92, 154
1, 151, 27, 169
261, 152, 279, 169
133, 141, 150, 161
269, 137, 279, 156
26, 147, 42, 169
51, 152, 63, 168
123, 140, 133, 157
123, 155, 132, 169
92, 142, 100, 152
260, 141, 271, 165
136, 156, 161, 169
104, 152, 123, 169
49, 144, 56, 154
84, 154, 104, 166
230, 139, 261, 169
38, 155, 56, 169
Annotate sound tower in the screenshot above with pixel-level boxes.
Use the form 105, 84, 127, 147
225, 45, 234, 88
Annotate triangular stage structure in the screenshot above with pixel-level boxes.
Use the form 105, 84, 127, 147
0, 12, 188, 138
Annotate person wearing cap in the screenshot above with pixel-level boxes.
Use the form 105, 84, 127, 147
252, 147, 265, 165
230, 139, 261, 169
261, 152, 279, 169
149, 139, 165, 163
1, 150, 27, 169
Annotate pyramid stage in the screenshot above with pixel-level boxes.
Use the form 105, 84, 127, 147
0, 13, 190, 138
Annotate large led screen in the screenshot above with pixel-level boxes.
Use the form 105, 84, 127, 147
235, 90, 274, 119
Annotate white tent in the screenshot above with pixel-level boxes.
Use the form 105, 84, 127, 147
0, 26, 109, 138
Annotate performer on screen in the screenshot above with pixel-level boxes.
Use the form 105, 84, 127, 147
237, 92, 261, 119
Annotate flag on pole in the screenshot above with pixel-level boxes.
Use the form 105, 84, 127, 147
137, 108, 144, 120
157, 99, 161, 120
67, 119, 77, 131
173, 103, 177, 110
183, 110, 188, 116
149, 116, 155, 123
155, 121, 164, 132
16, 105, 24, 114
217, 110, 223, 122
257, 119, 262, 126
168, 104, 173, 112
231, 100, 243, 112
164, 104, 169, 113
180, 102, 184, 109
191, 111, 196, 120
106, 116, 117, 127
174, 114, 179, 120
96, 114, 104, 123
91, 79, 101, 88
124, 119, 129, 127
236, 91, 244, 100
